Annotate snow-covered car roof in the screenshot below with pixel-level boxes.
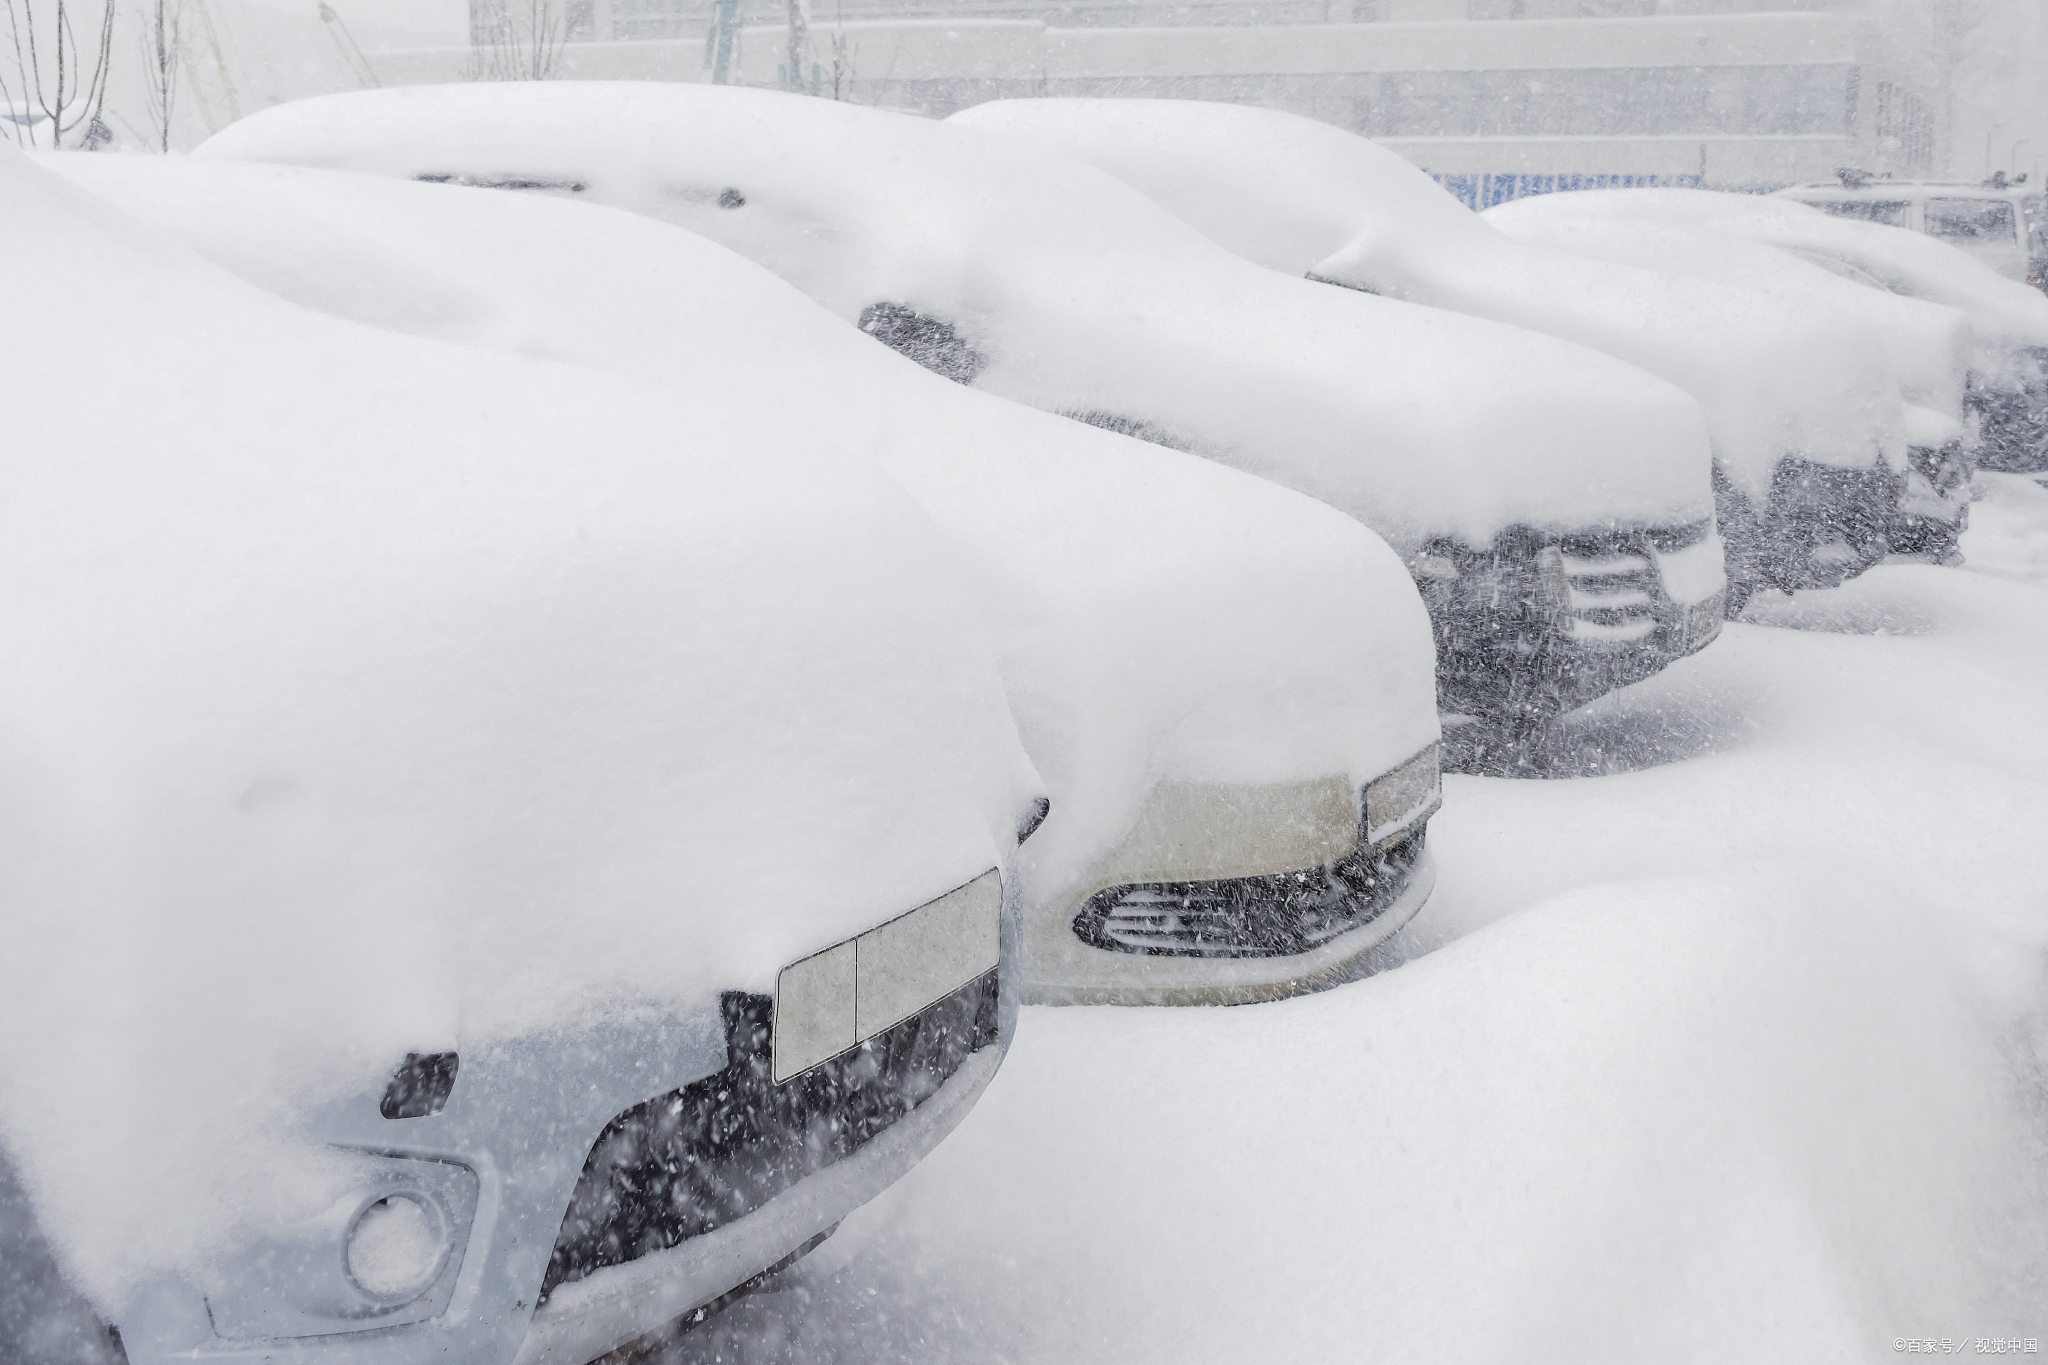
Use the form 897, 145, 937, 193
193, 82, 1714, 555
1489, 186, 2048, 358
0, 145, 1037, 1318
44, 149, 1442, 925
948, 96, 1907, 501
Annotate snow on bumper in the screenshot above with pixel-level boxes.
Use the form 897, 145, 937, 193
1886, 440, 1975, 559
515, 1037, 1005, 1365
1024, 757, 1440, 1007
1717, 456, 1898, 598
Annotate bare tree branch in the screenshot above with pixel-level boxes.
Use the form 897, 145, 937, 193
2, 0, 115, 148
469, 0, 564, 83
141, 0, 185, 152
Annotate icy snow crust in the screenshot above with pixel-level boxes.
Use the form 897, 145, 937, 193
193, 82, 1714, 554
950, 97, 1906, 500
1489, 186, 2048, 364
0, 147, 1039, 1314
41, 150, 1443, 944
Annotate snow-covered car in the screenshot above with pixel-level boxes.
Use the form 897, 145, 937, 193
946, 98, 1905, 607
1477, 197, 1977, 561
0, 146, 1043, 1365
1503, 186, 2048, 477
47, 150, 1445, 1007
1772, 172, 2045, 287
192, 82, 1727, 768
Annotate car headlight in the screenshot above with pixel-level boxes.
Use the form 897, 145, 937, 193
774, 869, 1002, 1083
1364, 745, 1442, 847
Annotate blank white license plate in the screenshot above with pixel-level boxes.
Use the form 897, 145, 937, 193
772, 870, 1001, 1082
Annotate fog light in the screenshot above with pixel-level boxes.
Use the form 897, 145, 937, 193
344, 1192, 450, 1305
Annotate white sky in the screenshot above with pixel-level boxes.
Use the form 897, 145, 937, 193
96, 0, 2048, 179
240, 0, 468, 46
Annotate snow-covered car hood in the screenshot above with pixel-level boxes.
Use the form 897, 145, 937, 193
1477, 209, 1970, 427
0, 146, 1036, 1319
1491, 186, 2048, 360
949, 97, 1904, 500
193, 82, 1713, 554
44, 150, 1442, 961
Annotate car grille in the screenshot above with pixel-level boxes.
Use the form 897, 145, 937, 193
1907, 439, 1974, 498
1549, 519, 1712, 648
1967, 360, 2048, 473
1551, 546, 1660, 644
1718, 457, 1895, 595
537, 970, 999, 1300
1421, 519, 1715, 725
1070, 826, 1426, 959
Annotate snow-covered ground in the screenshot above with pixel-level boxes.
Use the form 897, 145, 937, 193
650, 473, 2048, 1364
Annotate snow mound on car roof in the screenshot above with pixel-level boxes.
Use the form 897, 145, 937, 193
196, 83, 1713, 552
43, 150, 1442, 917
950, 97, 1905, 498
1490, 186, 2048, 355
0, 146, 1034, 1314
1476, 212, 1970, 422
953, 96, 1493, 271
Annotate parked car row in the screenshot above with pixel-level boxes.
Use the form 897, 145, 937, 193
1502, 184, 2048, 478
184, 82, 1731, 770
1772, 170, 2047, 292
953, 98, 1960, 586
3, 82, 2041, 1365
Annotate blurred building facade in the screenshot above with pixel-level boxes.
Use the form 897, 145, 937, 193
454, 0, 1949, 193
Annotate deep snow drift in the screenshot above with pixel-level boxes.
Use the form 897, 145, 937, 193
644, 475, 2048, 1363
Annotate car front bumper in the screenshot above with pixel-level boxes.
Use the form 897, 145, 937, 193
113, 899, 1018, 1365
512, 1037, 1004, 1364
1715, 455, 1895, 602
1022, 765, 1439, 1007
1969, 366, 2048, 473
1423, 522, 1726, 729
1888, 440, 1974, 559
